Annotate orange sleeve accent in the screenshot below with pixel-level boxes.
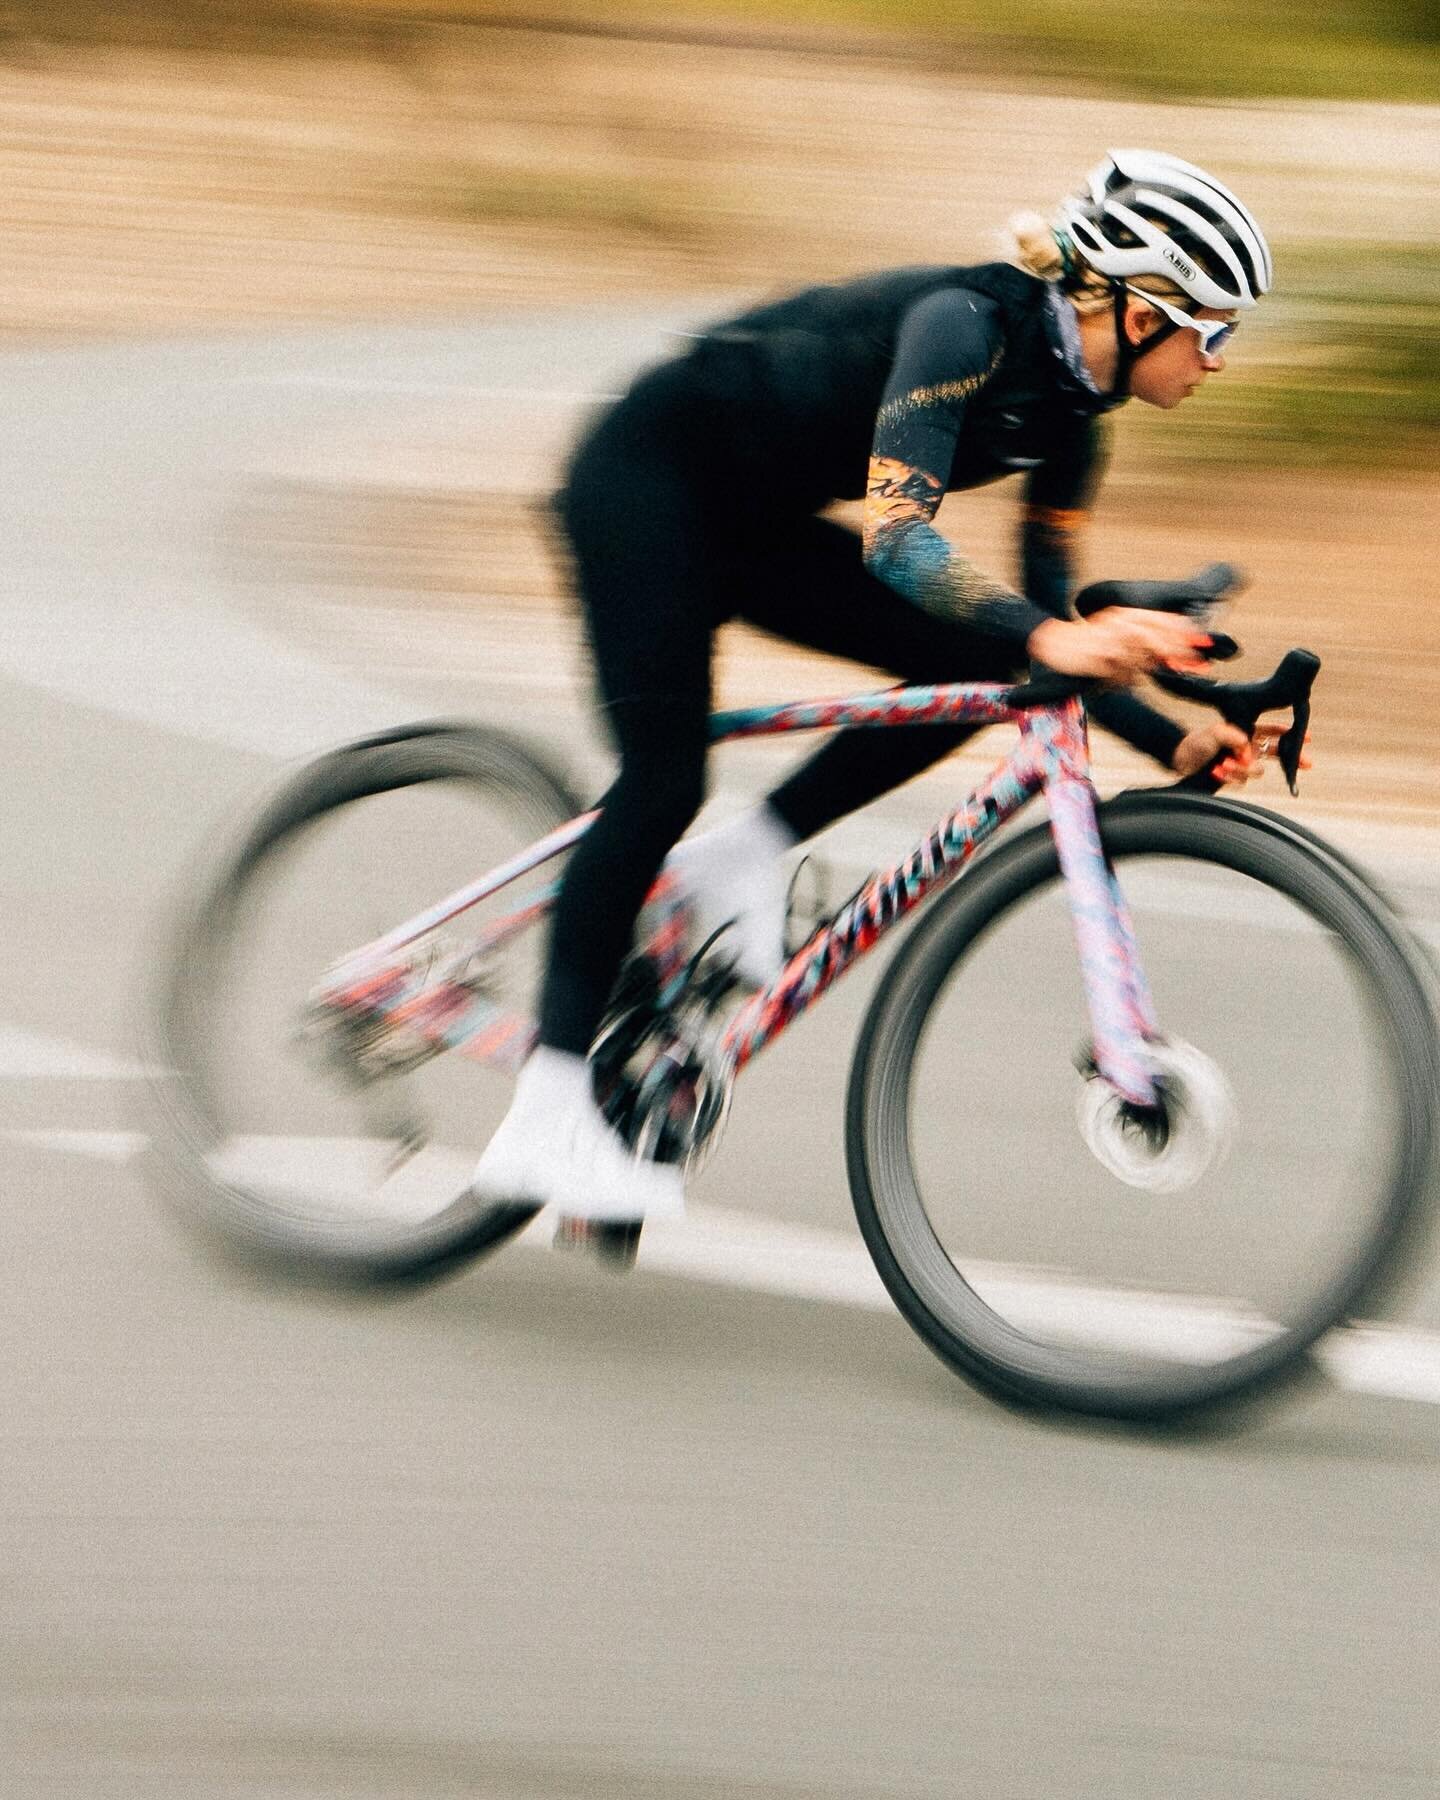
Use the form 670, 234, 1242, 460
1021, 504, 1088, 534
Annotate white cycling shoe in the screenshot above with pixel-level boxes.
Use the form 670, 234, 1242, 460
470, 1047, 685, 1224
666, 803, 796, 990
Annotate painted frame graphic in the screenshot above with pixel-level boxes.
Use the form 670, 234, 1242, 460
313, 683, 1165, 1108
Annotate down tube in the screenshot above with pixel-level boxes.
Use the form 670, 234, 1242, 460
1045, 775, 1159, 1108
720, 751, 1043, 1074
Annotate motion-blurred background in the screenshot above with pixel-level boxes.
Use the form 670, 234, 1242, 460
3, 10, 1439, 1800
2, 0, 1436, 803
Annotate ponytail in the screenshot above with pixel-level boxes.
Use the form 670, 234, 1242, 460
1006, 211, 1066, 282
1004, 209, 1118, 317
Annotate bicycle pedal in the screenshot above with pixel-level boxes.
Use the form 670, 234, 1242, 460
552, 1216, 643, 1270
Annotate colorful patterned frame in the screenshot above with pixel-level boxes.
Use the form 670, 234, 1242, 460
316, 684, 1165, 1110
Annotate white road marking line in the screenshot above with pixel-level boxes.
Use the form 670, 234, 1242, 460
12, 1125, 1440, 1407
562, 1206, 1440, 1402
0, 1024, 162, 1081
1318, 1326, 1440, 1406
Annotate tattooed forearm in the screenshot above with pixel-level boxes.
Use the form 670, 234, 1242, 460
863, 455, 943, 549
864, 454, 1022, 630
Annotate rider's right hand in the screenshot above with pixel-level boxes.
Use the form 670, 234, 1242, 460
1026, 608, 1213, 682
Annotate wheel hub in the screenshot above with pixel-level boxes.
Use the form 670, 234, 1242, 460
1077, 1036, 1236, 1193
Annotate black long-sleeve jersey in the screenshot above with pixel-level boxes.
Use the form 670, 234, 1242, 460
685, 260, 1184, 765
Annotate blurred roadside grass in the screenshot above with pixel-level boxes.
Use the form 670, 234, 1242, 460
12, 0, 1440, 103
1133, 246, 1440, 469
547, 0, 1440, 103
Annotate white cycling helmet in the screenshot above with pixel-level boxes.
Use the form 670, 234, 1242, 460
1060, 149, 1273, 310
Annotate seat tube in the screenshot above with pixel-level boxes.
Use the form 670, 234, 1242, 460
1046, 773, 1159, 1107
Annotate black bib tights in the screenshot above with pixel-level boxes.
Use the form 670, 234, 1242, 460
540, 359, 1014, 1056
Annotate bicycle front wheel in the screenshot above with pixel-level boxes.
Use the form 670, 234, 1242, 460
847, 791, 1438, 1422
149, 721, 583, 1280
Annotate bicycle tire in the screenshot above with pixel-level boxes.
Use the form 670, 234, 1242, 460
1143, 785, 1416, 931
148, 721, 583, 1281
846, 790, 1438, 1422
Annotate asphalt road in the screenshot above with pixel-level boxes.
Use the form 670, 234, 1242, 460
4, 313, 1440, 1800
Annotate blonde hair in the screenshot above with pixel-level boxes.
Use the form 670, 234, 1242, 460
1005, 209, 1192, 317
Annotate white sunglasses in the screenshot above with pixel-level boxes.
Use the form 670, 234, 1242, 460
1124, 285, 1238, 358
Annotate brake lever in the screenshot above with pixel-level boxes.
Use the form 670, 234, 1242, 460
1154, 647, 1320, 796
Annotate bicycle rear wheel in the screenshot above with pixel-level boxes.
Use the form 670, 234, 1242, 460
847, 791, 1438, 1422
149, 721, 583, 1280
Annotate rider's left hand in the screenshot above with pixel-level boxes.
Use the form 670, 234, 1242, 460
1172, 722, 1261, 783
1172, 721, 1314, 785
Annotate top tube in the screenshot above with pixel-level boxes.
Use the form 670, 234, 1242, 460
708, 681, 1037, 745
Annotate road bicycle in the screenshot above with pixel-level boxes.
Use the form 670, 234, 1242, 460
151, 575, 1438, 1421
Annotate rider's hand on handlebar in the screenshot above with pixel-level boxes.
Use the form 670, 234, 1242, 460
1173, 722, 1261, 784
1172, 721, 1315, 786
1026, 608, 1213, 682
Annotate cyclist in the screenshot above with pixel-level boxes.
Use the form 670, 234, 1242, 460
473, 148, 1274, 1225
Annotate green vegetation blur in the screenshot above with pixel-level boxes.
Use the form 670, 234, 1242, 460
1132, 247, 1440, 472
26, 0, 1440, 102
579, 0, 1440, 103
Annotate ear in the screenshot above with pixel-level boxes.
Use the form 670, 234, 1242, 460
1123, 297, 1162, 348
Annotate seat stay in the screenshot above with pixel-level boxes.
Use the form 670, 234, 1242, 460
341, 809, 598, 975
